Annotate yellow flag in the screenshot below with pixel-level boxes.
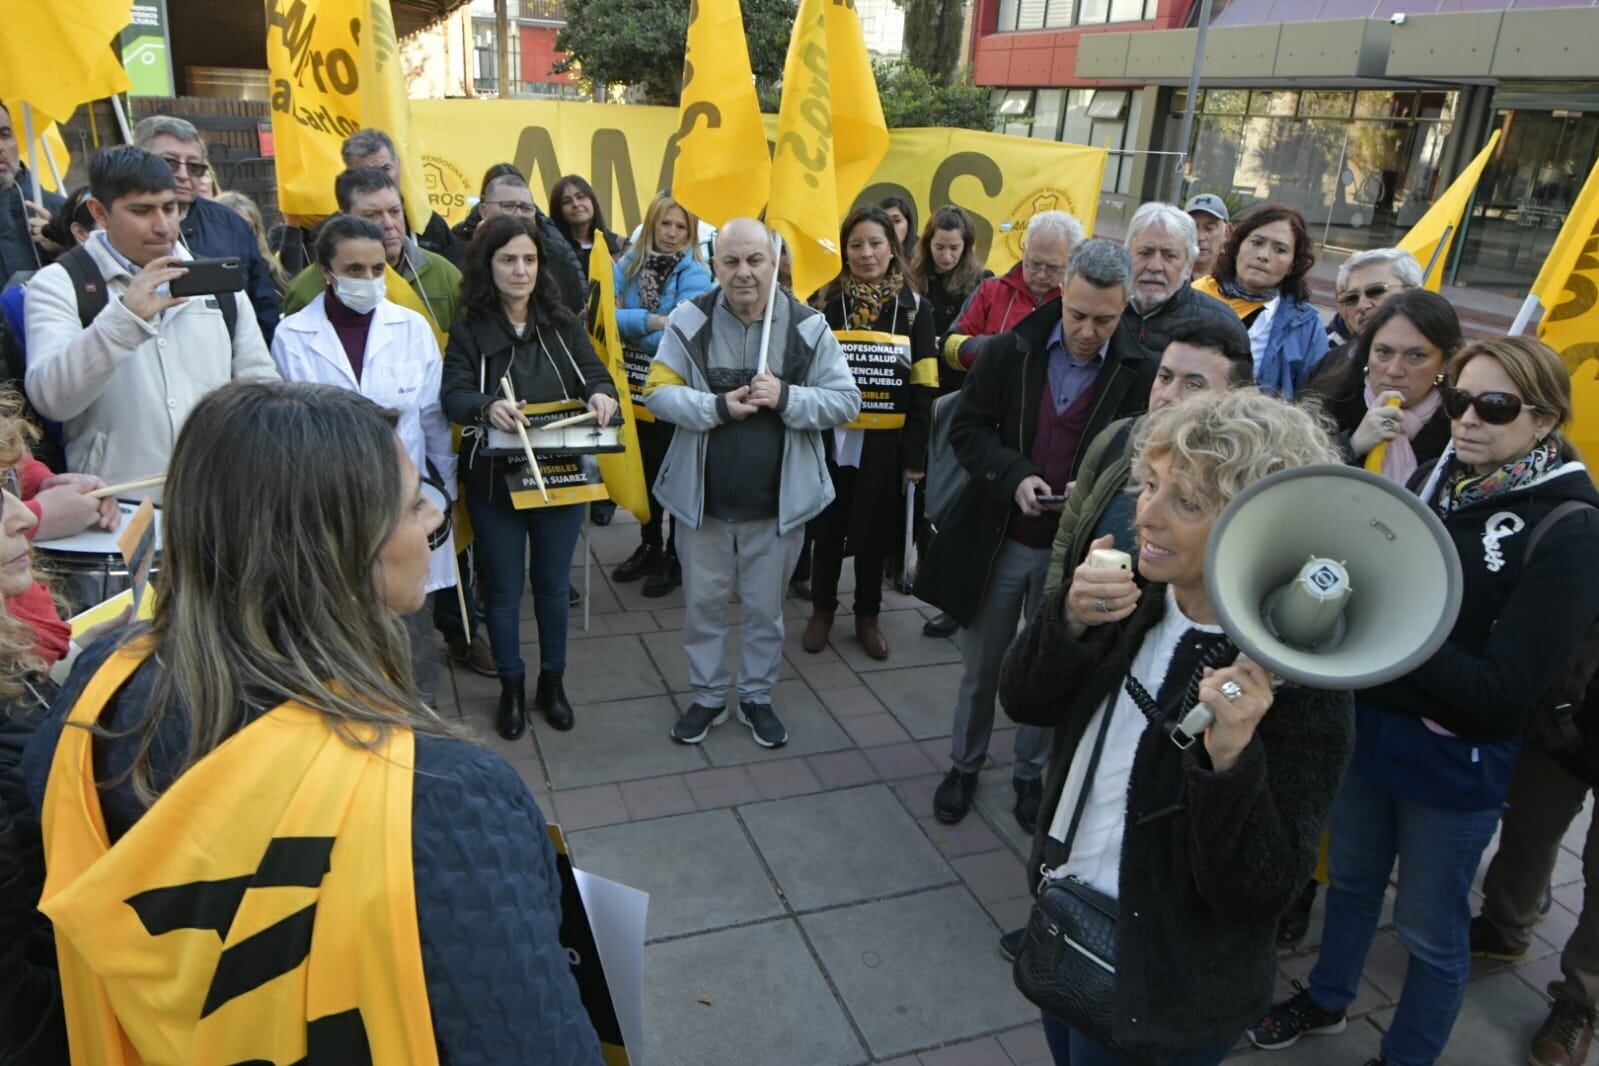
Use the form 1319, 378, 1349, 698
1519, 157, 1599, 462
1398, 129, 1500, 291
670, 0, 771, 226
266, 0, 432, 231
0, 0, 131, 125
768, 0, 890, 300
588, 240, 652, 524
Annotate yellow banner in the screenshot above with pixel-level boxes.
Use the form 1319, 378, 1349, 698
0, 1, 130, 125
1527, 158, 1599, 463
587, 240, 652, 524
670, 0, 771, 226
1399, 129, 1500, 291
266, 0, 432, 230
409, 99, 1105, 277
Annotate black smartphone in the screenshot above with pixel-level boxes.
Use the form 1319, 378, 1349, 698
169, 257, 245, 298
1034, 495, 1066, 504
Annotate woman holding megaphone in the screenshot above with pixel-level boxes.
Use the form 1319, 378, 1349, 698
998, 390, 1354, 1065
1253, 337, 1599, 1066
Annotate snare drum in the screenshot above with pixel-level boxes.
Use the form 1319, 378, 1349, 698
36, 501, 164, 614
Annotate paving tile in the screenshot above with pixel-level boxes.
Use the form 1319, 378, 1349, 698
568, 810, 784, 940
550, 783, 628, 832
683, 765, 760, 809
687, 680, 854, 766
839, 711, 914, 749
557, 633, 670, 704
640, 627, 798, 694
619, 774, 697, 821
740, 784, 957, 911
530, 694, 707, 789
747, 757, 824, 800
1511, 951, 1562, 1000
801, 885, 1036, 1058
996, 1024, 1050, 1066
643, 920, 866, 1066
1372, 970, 1549, 1065
970, 772, 1035, 859
986, 896, 1034, 937
832, 609, 964, 673
865, 663, 965, 740
922, 814, 1008, 861
796, 659, 863, 692
818, 684, 889, 719
893, 773, 943, 820
864, 740, 939, 781
1229, 1015, 1385, 1062
1278, 951, 1393, 1019
951, 849, 1029, 905
917, 1035, 1007, 1065
808, 749, 881, 789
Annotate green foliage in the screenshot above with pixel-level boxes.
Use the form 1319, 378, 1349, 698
554, 0, 796, 106
901, 0, 965, 84
873, 60, 996, 131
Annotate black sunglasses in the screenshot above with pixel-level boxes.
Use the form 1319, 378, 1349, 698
160, 155, 210, 179
1336, 282, 1404, 309
1439, 385, 1543, 425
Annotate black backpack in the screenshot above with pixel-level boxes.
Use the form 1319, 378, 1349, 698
55, 245, 237, 335
1524, 500, 1599, 769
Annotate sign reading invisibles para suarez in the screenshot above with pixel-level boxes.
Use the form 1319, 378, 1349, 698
836, 329, 912, 430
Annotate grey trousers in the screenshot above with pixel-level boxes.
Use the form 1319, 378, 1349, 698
678, 516, 805, 708
1480, 746, 1599, 1008
402, 592, 441, 708
948, 539, 1053, 781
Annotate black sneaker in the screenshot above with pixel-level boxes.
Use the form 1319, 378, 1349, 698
642, 554, 681, 598
1013, 776, 1043, 834
613, 544, 660, 583
1247, 981, 1347, 1050
933, 768, 978, 824
737, 701, 788, 748
671, 703, 728, 745
1469, 914, 1530, 962
998, 927, 1025, 962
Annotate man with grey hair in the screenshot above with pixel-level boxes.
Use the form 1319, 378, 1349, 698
915, 238, 1156, 832
1122, 201, 1239, 361
340, 126, 457, 257
133, 115, 282, 342
939, 209, 1084, 375
1330, 246, 1422, 347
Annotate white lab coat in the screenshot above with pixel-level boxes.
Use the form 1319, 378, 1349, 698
271, 292, 458, 593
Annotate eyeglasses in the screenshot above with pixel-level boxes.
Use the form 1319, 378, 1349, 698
1336, 282, 1404, 309
1439, 385, 1544, 425
486, 200, 537, 216
1022, 258, 1066, 275
160, 155, 210, 179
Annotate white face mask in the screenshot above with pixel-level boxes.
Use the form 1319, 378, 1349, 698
331, 274, 386, 314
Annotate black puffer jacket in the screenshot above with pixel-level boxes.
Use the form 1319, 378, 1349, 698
923, 268, 992, 396
1000, 585, 1354, 1062
1120, 281, 1240, 362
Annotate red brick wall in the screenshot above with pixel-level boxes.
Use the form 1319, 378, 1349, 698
970, 0, 1193, 88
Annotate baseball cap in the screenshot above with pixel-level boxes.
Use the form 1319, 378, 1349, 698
1184, 194, 1229, 223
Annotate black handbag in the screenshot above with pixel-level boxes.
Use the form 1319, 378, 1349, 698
1012, 696, 1139, 1059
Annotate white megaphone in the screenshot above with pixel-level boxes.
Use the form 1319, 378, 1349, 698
1169, 464, 1464, 749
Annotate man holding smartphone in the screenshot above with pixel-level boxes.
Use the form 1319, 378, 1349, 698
23, 147, 277, 498
915, 240, 1152, 833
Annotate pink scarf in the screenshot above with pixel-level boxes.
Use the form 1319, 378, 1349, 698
1363, 382, 1443, 486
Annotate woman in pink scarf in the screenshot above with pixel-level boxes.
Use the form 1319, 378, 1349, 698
1310, 288, 1462, 485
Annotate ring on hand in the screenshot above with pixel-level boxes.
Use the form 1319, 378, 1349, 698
1094, 597, 1109, 614
1220, 680, 1243, 703
1382, 419, 1396, 432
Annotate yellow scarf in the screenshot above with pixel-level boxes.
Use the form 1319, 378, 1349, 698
1193, 274, 1266, 321
38, 641, 439, 1065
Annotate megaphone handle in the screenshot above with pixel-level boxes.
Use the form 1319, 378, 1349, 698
1171, 703, 1215, 750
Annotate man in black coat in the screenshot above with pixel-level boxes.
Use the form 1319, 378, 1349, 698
914, 239, 1156, 832
438, 169, 587, 313
0, 104, 67, 286
1120, 201, 1238, 362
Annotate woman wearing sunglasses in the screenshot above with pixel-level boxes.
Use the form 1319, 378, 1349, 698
1311, 289, 1461, 484
1253, 336, 1599, 1066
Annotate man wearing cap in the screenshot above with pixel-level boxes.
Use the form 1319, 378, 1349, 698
1186, 193, 1230, 281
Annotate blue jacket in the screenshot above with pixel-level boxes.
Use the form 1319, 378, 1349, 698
613, 250, 713, 356
180, 196, 283, 345
18, 633, 604, 1066
1255, 296, 1329, 399
0, 174, 64, 287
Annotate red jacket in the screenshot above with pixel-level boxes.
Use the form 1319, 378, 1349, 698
942, 263, 1056, 372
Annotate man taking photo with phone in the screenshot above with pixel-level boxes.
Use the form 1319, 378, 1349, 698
24, 146, 277, 498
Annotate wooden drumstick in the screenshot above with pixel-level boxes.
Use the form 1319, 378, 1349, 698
500, 375, 548, 502
89, 474, 165, 499
541, 409, 598, 432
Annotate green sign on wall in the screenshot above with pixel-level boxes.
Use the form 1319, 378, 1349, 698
121, 0, 174, 97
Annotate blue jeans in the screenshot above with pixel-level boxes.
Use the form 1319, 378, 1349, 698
466, 492, 584, 679
1041, 1014, 1232, 1065
1308, 767, 1502, 1066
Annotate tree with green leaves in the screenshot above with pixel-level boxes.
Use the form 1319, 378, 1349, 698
554, 0, 796, 105
874, 60, 995, 131
901, 0, 965, 84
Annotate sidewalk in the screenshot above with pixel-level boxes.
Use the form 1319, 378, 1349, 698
435, 513, 1589, 1066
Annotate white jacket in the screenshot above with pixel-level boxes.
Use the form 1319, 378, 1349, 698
24, 237, 279, 500
271, 292, 458, 593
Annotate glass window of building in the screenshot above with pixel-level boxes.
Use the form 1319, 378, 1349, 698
1033, 90, 1066, 140
1046, 0, 1078, 26
995, 0, 1020, 32
1017, 0, 1048, 29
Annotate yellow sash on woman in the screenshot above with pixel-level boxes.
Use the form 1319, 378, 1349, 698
38, 641, 439, 1065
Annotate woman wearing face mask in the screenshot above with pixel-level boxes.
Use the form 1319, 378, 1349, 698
1252, 337, 1599, 1066
12, 382, 604, 1066
442, 216, 619, 740
803, 205, 937, 661
1310, 289, 1462, 484
1194, 204, 1329, 399
609, 192, 713, 598
270, 214, 459, 706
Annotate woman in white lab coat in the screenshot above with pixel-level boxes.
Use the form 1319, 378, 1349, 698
269, 213, 458, 705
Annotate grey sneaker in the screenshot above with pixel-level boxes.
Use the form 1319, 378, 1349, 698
738, 701, 788, 748
671, 703, 728, 745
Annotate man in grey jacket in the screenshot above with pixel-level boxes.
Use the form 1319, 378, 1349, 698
645, 217, 860, 749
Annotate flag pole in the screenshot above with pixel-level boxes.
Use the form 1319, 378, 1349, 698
110, 94, 133, 144
1508, 294, 1541, 337
1421, 223, 1453, 288
755, 232, 785, 376
20, 104, 42, 204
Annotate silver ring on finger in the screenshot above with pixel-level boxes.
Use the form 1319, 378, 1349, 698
1382, 419, 1396, 432
1220, 680, 1243, 703
1094, 597, 1109, 614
